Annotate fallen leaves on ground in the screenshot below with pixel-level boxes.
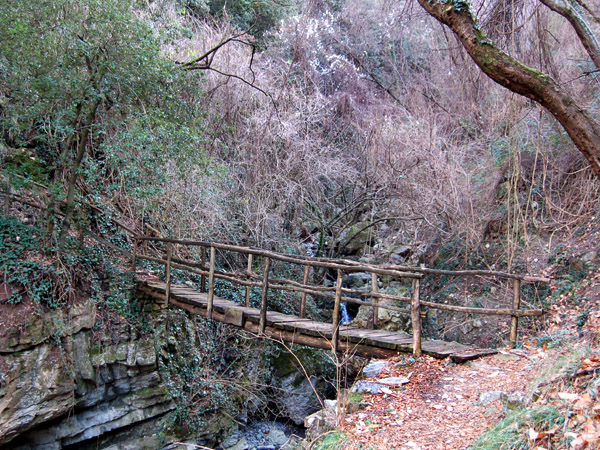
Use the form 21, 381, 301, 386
342, 352, 537, 450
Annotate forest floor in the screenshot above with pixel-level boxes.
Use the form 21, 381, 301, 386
338, 267, 600, 450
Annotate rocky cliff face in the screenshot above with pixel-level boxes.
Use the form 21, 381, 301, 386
0, 294, 174, 449
0, 283, 347, 450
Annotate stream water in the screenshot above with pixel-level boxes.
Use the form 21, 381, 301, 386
340, 302, 351, 325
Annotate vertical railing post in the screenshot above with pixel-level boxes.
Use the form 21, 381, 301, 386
207, 246, 216, 319
331, 269, 343, 354
4, 174, 10, 216
258, 257, 271, 335
165, 242, 173, 306
510, 278, 522, 348
200, 247, 207, 293
245, 253, 254, 307
371, 273, 379, 329
131, 238, 139, 273
299, 264, 310, 318
411, 278, 422, 357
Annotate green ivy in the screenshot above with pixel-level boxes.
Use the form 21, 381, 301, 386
0, 217, 62, 306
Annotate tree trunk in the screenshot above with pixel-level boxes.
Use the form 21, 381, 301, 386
58, 98, 102, 247
416, 0, 600, 178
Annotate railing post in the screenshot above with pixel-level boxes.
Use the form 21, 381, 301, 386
331, 269, 343, 354
411, 278, 422, 357
245, 253, 254, 307
207, 246, 216, 319
200, 247, 207, 293
510, 278, 522, 348
299, 264, 310, 318
258, 257, 271, 335
131, 238, 139, 273
371, 273, 379, 329
165, 242, 173, 306
4, 174, 10, 216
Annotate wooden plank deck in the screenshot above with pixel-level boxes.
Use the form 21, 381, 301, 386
139, 280, 496, 362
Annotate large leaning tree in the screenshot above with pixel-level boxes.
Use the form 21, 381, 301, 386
416, 0, 600, 177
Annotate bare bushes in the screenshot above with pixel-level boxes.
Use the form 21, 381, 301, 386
137, 0, 599, 268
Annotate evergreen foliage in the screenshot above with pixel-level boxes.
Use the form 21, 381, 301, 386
0, 0, 209, 221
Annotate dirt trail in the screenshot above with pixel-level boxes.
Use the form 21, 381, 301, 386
343, 351, 540, 449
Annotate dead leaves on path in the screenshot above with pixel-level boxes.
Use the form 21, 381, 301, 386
528, 367, 600, 450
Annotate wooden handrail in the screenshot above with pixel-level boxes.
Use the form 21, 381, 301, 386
134, 253, 545, 318
134, 236, 423, 279
2, 188, 550, 350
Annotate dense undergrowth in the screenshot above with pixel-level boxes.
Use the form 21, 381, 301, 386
0, 214, 143, 328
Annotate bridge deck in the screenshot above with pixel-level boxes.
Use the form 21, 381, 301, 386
139, 280, 496, 362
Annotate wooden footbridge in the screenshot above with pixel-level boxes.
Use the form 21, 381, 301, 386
1, 179, 550, 362
131, 237, 550, 361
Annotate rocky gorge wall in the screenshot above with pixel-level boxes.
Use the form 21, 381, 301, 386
0, 291, 174, 449
0, 282, 338, 450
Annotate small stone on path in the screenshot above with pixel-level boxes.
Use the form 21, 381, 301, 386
477, 390, 505, 405
362, 360, 387, 378
352, 381, 386, 394
378, 377, 410, 386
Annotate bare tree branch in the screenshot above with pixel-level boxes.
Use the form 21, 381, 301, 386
176, 30, 276, 108
539, 0, 600, 69
416, 0, 600, 178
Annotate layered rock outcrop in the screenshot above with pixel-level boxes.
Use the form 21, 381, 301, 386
0, 295, 173, 449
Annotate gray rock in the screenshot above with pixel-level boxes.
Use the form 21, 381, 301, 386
582, 250, 597, 263
275, 373, 324, 425
352, 381, 386, 394
268, 428, 289, 447
343, 272, 371, 289
390, 246, 412, 264
304, 410, 335, 441
503, 392, 525, 410
378, 377, 410, 386
221, 430, 242, 448
478, 391, 505, 405
338, 222, 374, 256
362, 360, 387, 378
280, 435, 302, 450
324, 399, 337, 412
224, 437, 249, 450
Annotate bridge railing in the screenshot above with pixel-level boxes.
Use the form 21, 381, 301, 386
132, 236, 549, 355
0, 176, 550, 356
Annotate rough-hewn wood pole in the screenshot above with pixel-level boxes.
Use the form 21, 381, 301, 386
258, 257, 271, 335
207, 246, 216, 319
411, 278, 422, 357
371, 273, 379, 329
131, 238, 139, 273
332, 269, 343, 354
4, 175, 10, 216
510, 279, 522, 348
245, 253, 254, 307
299, 265, 310, 318
165, 243, 173, 306
200, 247, 207, 293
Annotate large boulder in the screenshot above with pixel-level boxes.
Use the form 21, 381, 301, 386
343, 272, 372, 290
270, 347, 335, 425
349, 286, 412, 332
337, 222, 374, 257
